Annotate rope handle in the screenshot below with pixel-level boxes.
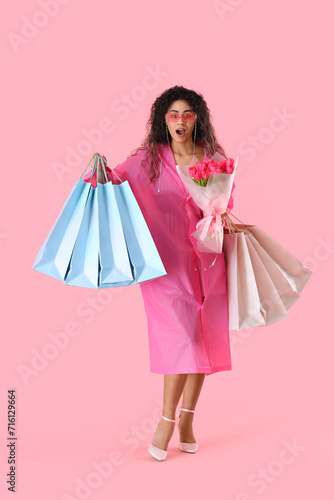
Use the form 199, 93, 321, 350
222, 211, 252, 234
79, 152, 123, 184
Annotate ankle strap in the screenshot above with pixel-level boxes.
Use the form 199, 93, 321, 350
161, 414, 176, 423
179, 408, 195, 413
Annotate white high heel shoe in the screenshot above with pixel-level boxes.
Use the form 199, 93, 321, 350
178, 408, 198, 453
147, 414, 176, 461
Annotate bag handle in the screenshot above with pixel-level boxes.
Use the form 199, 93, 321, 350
223, 211, 251, 234
80, 153, 106, 185
79, 152, 123, 184
100, 154, 123, 183
97, 155, 109, 184
84, 154, 99, 185
80, 152, 98, 181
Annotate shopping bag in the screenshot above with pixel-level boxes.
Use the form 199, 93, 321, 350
69, 154, 167, 286
222, 212, 312, 329
65, 155, 134, 288
33, 153, 167, 288
113, 181, 169, 283
97, 177, 135, 286
32, 179, 91, 282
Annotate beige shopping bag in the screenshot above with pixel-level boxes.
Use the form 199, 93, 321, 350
222, 212, 312, 330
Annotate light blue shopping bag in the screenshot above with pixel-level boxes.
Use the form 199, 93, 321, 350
32, 177, 91, 281
33, 153, 167, 288
114, 181, 168, 284
65, 155, 134, 288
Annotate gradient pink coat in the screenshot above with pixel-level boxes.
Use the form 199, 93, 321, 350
85, 143, 235, 375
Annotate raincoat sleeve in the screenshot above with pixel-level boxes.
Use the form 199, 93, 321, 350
82, 152, 141, 187
111, 153, 143, 185
227, 181, 236, 211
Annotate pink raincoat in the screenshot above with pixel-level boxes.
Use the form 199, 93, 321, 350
85, 143, 235, 376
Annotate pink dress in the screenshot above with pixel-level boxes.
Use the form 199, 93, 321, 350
85, 143, 235, 376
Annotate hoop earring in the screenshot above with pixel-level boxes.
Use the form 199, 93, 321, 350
166, 122, 170, 146
193, 121, 197, 156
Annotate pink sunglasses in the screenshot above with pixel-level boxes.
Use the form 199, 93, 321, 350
165, 111, 197, 123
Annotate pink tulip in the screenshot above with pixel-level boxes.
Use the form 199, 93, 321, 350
193, 171, 202, 180
190, 157, 235, 185
202, 168, 211, 179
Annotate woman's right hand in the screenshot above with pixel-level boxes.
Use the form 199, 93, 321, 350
84, 154, 111, 186
96, 155, 109, 184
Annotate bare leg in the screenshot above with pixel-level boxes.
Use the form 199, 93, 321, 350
178, 373, 206, 443
151, 374, 188, 451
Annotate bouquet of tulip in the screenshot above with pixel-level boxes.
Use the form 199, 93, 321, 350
176, 152, 237, 254
188, 157, 235, 186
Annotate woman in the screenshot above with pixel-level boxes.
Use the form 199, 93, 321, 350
86, 85, 235, 461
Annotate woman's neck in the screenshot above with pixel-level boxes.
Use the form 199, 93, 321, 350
170, 137, 195, 156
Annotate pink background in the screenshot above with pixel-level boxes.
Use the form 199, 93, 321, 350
1, 0, 333, 498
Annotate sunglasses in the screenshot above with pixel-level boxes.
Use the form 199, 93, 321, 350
165, 111, 197, 123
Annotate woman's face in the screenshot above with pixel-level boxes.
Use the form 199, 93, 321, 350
165, 100, 197, 143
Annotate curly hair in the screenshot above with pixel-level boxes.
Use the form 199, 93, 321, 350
126, 85, 228, 183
